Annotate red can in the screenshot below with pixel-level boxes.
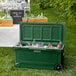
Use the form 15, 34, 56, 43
19, 43, 22, 46
47, 45, 53, 48
57, 42, 62, 48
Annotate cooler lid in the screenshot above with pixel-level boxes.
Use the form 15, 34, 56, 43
20, 22, 65, 42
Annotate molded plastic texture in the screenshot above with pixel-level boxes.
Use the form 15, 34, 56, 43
20, 22, 65, 43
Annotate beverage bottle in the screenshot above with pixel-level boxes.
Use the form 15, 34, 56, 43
47, 43, 53, 48
57, 42, 62, 48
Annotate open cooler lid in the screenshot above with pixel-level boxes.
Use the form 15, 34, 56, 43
20, 22, 65, 43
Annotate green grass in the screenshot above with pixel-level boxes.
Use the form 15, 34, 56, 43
0, 4, 76, 76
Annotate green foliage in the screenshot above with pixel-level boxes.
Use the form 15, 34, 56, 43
39, 0, 50, 9
49, 0, 76, 20
34, 0, 76, 20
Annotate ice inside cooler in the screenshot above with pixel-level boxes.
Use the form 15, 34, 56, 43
16, 40, 63, 49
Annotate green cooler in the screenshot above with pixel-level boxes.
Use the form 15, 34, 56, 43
14, 22, 65, 70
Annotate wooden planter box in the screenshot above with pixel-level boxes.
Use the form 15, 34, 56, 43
22, 17, 27, 22
0, 19, 13, 26
22, 17, 48, 22
29, 17, 48, 22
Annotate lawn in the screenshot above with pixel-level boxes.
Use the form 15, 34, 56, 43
0, 4, 76, 76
